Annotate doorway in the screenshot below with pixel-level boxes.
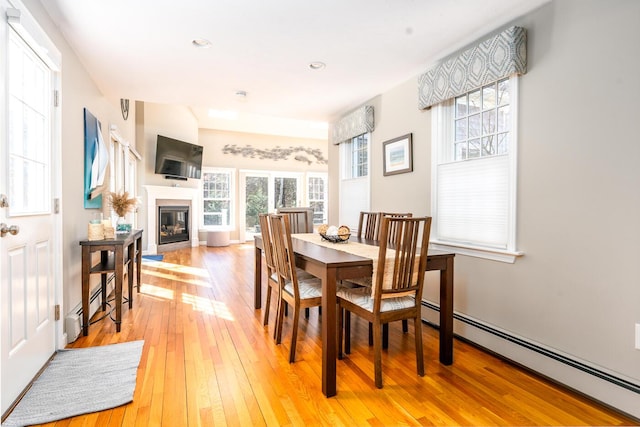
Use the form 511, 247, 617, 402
1, 2, 62, 416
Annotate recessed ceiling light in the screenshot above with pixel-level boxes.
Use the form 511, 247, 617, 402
192, 38, 212, 48
309, 61, 326, 70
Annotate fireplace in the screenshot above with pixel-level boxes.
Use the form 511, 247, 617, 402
158, 206, 189, 245
144, 185, 200, 254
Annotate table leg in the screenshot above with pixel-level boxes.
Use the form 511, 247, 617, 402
115, 245, 123, 332
254, 245, 262, 309
81, 246, 90, 336
439, 256, 454, 365
321, 266, 338, 397
136, 236, 142, 292
127, 240, 134, 309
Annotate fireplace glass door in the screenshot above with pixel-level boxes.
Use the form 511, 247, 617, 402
158, 206, 189, 245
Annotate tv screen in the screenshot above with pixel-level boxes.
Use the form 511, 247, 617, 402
154, 135, 203, 179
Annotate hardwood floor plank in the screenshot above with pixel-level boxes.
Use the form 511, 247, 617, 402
22, 244, 638, 427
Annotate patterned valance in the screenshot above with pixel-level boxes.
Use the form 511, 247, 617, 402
418, 26, 527, 110
330, 105, 375, 145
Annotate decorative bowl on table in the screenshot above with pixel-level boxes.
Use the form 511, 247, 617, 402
318, 224, 350, 243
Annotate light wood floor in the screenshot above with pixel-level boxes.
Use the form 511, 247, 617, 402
37, 244, 638, 426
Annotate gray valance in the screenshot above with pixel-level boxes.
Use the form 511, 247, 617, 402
418, 26, 527, 110
330, 105, 375, 145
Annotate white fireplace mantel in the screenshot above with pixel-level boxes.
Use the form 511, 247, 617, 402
144, 185, 200, 253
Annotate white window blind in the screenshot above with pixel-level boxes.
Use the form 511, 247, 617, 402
436, 155, 509, 249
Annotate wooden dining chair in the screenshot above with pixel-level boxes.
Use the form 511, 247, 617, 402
258, 213, 280, 331
259, 213, 314, 333
269, 213, 324, 363
381, 212, 413, 335
337, 215, 432, 388
357, 211, 382, 240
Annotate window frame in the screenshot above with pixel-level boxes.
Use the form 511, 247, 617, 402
342, 133, 369, 179
339, 133, 371, 230
430, 76, 523, 263
201, 167, 235, 231
307, 172, 328, 225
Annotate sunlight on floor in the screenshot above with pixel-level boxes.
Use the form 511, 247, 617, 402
142, 263, 212, 288
181, 293, 234, 320
139, 283, 175, 300
142, 260, 211, 277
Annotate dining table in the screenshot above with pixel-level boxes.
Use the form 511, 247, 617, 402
253, 233, 455, 397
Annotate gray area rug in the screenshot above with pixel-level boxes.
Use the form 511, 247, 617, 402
3, 340, 144, 427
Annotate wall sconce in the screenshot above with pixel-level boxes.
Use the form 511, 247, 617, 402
120, 99, 129, 120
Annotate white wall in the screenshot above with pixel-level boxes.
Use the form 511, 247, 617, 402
198, 128, 328, 241
329, 0, 640, 418
137, 102, 199, 250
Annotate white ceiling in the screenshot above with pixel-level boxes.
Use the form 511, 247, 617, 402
40, 0, 548, 139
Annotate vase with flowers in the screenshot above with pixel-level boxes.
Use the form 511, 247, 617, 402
108, 191, 137, 234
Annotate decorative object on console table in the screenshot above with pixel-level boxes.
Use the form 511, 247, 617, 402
108, 191, 137, 234
383, 133, 413, 176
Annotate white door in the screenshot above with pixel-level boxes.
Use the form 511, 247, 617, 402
1, 8, 58, 415
239, 171, 303, 242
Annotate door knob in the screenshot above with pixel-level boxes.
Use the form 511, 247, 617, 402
0, 223, 19, 237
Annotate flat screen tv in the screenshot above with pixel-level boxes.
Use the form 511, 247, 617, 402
154, 135, 203, 180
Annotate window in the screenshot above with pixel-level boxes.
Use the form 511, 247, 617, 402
7, 28, 52, 215
202, 168, 234, 228
342, 133, 369, 179
339, 133, 370, 229
108, 131, 140, 226
307, 173, 327, 224
431, 76, 522, 262
453, 79, 511, 160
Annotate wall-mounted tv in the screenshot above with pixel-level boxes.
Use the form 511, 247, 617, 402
154, 135, 203, 180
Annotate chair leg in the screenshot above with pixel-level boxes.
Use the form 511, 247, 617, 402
345, 311, 352, 354
372, 321, 384, 388
402, 319, 408, 333
338, 306, 344, 359
382, 323, 389, 349
414, 316, 425, 377
305, 307, 310, 318
370, 322, 389, 347
289, 307, 301, 363
275, 297, 285, 343
263, 285, 272, 326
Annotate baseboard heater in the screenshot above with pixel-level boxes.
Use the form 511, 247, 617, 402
421, 300, 640, 395
65, 274, 115, 342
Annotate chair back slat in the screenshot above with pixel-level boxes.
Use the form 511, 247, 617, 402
276, 208, 313, 233
258, 214, 277, 274
357, 212, 381, 240
373, 216, 431, 305
381, 212, 413, 246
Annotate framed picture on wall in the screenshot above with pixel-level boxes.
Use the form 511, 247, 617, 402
383, 133, 413, 176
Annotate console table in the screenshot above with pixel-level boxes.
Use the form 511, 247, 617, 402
79, 229, 143, 335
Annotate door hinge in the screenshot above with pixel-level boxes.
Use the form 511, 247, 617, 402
54, 198, 60, 214
54, 304, 60, 321
53, 90, 59, 107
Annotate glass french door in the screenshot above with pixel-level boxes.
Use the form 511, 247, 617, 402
239, 171, 302, 242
